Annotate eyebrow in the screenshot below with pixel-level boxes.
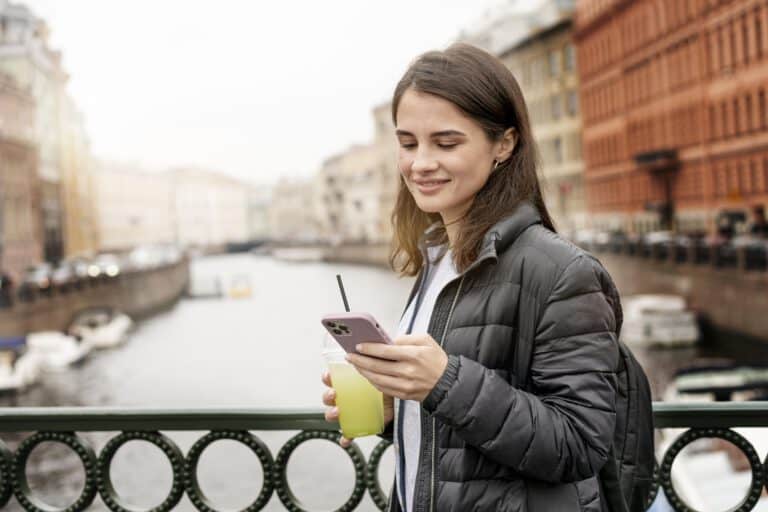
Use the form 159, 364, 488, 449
395, 129, 467, 137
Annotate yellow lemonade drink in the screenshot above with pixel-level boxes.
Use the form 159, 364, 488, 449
329, 362, 385, 438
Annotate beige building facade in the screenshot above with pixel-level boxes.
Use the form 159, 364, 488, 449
500, 10, 585, 232
247, 185, 272, 242
372, 102, 399, 243
0, 70, 39, 279
171, 168, 251, 249
268, 177, 321, 243
316, 140, 393, 245
0, 3, 69, 262
92, 161, 175, 252
60, 94, 98, 256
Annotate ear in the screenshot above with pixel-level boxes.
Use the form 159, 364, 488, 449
495, 128, 517, 164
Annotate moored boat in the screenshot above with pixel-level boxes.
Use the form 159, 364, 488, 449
68, 307, 133, 349
0, 336, 41, 393
25, 331, 93, 371
621, 294, 700, 348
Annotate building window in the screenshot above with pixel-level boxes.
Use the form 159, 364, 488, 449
554, 137, 563, 164
551, 94, 562, 120
567, 90, 579, 116
549, 50, 560, 77
564, 44, 575, 71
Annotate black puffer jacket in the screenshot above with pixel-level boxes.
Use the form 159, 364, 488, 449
387, 202, 620, 512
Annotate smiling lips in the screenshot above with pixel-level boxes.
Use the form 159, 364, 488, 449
413, 178, 451, 195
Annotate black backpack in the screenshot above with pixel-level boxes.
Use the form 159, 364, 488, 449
514, 271, 655, 512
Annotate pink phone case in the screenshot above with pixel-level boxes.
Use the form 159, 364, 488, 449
321, 312, 392, 354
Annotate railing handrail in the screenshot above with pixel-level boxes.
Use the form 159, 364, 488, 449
0, 407, 334, 432
2, 401, 768, 431
653, 401, 768, 428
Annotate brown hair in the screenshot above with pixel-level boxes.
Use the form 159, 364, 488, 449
389, 43, 555, 276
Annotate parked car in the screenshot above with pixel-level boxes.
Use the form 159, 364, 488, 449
572, 229, 599, 251
18, 264, 53, 299
711, 238, 738, 268
88, 254, 122, 279
641, 231, 672, 260
51, 262, 77, 292
625, 233, 643, 256
607, 231, 629, 254
63, 257, 94, 288
731, 235, 768, 271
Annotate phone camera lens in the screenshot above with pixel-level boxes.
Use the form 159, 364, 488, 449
325, 321, 337, 328
332, 328, 343, 335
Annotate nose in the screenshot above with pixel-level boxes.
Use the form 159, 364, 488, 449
409, 150, 439, 174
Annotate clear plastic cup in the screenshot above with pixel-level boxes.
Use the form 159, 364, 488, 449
322, 335, 385, 438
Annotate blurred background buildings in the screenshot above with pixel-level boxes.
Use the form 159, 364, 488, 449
1, 0, 767, 278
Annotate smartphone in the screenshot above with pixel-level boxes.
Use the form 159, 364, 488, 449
321, 312, 392, 355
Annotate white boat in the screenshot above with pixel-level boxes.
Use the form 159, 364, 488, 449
620, 294, 699, 348
0, 337, 42, 393
68, 308, 133, 349
25, 331, 93, 371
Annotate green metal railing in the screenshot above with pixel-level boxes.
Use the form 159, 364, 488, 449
0, 402, 767, 511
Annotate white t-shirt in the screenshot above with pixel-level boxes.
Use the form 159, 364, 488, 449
394, 248, 459, 512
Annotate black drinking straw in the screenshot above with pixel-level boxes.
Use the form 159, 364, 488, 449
336, 274, 351, 312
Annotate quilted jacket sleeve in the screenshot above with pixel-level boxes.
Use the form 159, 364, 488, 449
422, 254, 619, 483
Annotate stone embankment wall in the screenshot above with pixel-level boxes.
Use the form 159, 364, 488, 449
0, 259, 190, 335
323, 243, 390, 267
596, 253, 768, 341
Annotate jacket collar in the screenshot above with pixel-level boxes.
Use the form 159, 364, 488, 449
417, 201, 543, 271
480, 201, 542, 259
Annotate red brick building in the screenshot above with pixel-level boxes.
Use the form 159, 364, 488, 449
575, 0, 768, 233
0, 72, 40, 280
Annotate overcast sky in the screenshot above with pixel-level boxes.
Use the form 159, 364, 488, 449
21, 0, 515, 184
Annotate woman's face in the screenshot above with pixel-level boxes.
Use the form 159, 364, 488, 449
395, 88, 500, 223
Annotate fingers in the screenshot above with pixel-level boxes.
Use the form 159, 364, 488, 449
356, 367, 410, 398
393, 334, 434, 346
356, 342, 408, 361
321, 370, 332, 387
346, 353, 403, 377
324, 406, 338, 422
339, 436, 353, 448
322, 388, 336, 407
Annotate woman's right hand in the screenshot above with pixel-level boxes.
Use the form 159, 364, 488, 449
322, 370, 394, 448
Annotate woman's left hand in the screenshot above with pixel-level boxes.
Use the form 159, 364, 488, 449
345, 334, 448, 402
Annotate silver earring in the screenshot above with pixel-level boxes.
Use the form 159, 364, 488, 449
493, 160, 500, 170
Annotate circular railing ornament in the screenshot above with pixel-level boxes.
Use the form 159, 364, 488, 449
185, 430, 275, 512
274, 430, 366, 512
365, 439, 392, 510
660, 428, 764, 512
0, 439, 14, 508
97, 431, 185, 512
13, 432, 99, 512
645, 459, 660, 509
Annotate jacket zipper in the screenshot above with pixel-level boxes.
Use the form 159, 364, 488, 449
429, 275, 465, 512
407, 246, 496, 512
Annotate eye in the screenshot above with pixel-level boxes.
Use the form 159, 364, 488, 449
437, 143, 457, 149
399, 142, 416, 149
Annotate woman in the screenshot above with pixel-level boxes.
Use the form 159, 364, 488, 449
322, 43, 620, 511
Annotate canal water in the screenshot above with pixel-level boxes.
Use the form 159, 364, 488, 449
2, 253, 767, 511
